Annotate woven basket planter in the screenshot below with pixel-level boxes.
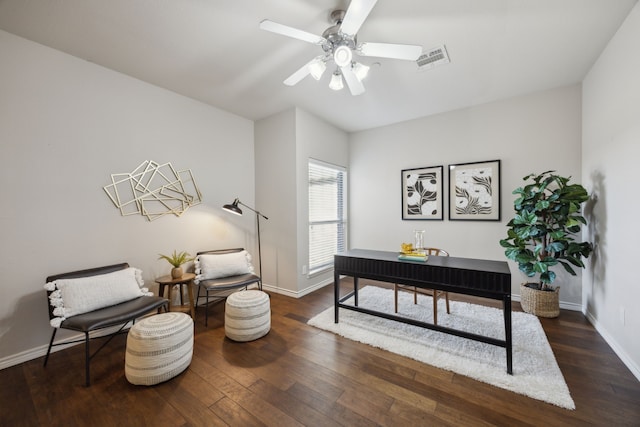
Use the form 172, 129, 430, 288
519, 283, 560, 318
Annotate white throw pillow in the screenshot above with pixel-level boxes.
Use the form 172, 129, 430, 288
194, 251, 254, 283
44, 267, 152, 328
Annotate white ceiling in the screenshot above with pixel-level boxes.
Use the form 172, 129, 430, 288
0, 0, 636, 132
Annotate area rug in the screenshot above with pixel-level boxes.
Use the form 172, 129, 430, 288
308, 285, 574, 409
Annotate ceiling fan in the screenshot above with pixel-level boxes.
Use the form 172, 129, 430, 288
259, 0, 423, 96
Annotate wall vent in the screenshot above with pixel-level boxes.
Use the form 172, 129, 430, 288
417, 45, 450, 70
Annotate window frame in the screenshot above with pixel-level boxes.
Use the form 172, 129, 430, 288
307, 158, 347, 277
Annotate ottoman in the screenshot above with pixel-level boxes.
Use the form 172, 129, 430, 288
225, 290, 271, 342
125, 312, 193, 385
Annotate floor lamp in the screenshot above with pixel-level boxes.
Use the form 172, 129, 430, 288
222, 198, 268, 280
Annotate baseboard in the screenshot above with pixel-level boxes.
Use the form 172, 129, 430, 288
261, 277, 333, 298
510, 293, 582, 312
0, 322, 137, 371
584, 310, 640, 381
0, 342, 53, 370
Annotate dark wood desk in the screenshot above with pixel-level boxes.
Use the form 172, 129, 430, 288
334, 249, 513, 374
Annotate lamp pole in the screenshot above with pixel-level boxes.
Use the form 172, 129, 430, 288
236, 200, 268, 280
222, 198, 268, 283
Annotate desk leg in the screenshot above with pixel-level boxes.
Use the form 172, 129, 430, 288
334, 270, 340, 323
354, 277, 359, 307
504, 293, 513, 374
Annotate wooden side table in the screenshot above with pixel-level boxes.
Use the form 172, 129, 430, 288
155, 273, 196, 319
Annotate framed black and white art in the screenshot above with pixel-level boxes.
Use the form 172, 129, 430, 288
401, 165, 444, 220
448, 159, 501, 221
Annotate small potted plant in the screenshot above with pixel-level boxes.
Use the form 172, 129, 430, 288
158, 250, 193, 279
499, 171, 593, 317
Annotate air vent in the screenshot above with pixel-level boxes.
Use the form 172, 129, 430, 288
417, 45, 450, 70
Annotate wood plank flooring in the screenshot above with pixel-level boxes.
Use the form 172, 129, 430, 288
2, 280, 639, 426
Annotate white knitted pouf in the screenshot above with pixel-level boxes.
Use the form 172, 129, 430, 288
225, 290, 271, 342
125, 312, 193, 385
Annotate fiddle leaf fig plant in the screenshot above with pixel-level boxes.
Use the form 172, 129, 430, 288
499, 171, 593, 291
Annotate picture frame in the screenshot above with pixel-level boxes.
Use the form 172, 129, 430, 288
401, 165, 444, 220
448, 159, 501, 221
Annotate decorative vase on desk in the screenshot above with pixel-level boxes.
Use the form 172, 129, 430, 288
413, 229, 425, 255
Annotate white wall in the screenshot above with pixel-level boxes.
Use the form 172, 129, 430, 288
0, 30, 255, 367
255, 109, 298, 294
255, 108, 348, 296
294, 109, 349, 294
349, 85, 584, 307
582, 2, 640, 379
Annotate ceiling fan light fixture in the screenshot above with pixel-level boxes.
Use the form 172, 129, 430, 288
333, 45, 353, 67
352, 62, 370, 81
260, 2, 422, 97
308, 59, 327, 80
329, 71, 344, 91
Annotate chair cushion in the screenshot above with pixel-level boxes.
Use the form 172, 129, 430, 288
59, 295, 168, 332
194, 250, 254, 283
44, 267, 153, 327
198, 273, 261, 291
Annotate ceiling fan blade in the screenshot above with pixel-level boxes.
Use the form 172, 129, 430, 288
358, 42, 422, 61
260, 19, 326, 45
340, 0, 378, 36
340, 66, 365, 96
283, 59, 315, 86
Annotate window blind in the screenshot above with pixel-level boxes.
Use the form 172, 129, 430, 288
308, 159, 347, 275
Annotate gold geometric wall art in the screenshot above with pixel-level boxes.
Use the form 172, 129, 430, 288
103, 160, 202, 221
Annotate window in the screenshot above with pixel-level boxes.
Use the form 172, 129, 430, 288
308, 159, 347, 275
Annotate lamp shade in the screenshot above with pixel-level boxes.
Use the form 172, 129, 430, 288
329, 71, 344, 91
353, 62, 370, 81
308, 59, 327, 80
222, 198, 242, 216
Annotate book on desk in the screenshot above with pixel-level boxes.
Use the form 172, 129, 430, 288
397, 253, 429, 262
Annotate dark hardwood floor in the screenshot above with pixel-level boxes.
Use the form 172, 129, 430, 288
2, 281, 639, 426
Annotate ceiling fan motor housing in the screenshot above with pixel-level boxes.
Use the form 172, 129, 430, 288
322, 9, 357, 58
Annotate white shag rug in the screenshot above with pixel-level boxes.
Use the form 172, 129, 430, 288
308, 285, 574, 409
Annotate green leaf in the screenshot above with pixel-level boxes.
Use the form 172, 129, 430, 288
565, 217, 582, 228
515, 227, 532, 240
518, 263, 536, 276
535, 200, 550, 210
499, 239, 515, 248
558, 260, 577, 276
504, 248, 521, 260
547, 241, 565, 253
549, 230, 565, 239
564, 255, 585, 268
540, 270, 556, 284
533, 262, 548, 273
515, 252, 536, 263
